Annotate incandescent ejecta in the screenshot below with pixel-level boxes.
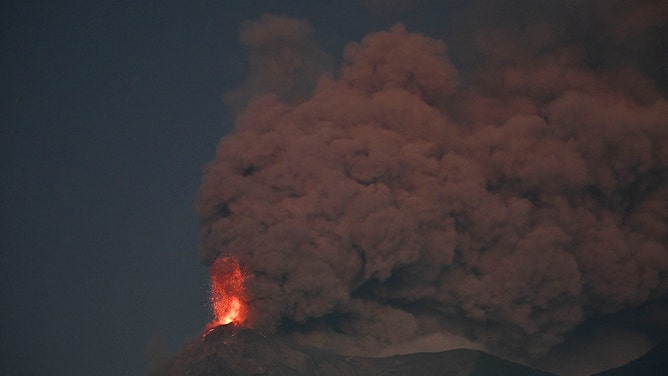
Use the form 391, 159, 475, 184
196, 8, 668, 365
204, 256, 249, 335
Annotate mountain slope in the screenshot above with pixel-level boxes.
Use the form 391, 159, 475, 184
592, 341, 668, 376
150, 325, 555, 376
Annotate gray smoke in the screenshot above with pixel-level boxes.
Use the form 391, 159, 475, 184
197, 6, 667, 361
223, 14, 333, 114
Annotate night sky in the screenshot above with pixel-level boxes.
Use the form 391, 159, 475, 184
0, 2, 405, 374
1, 1, 666, 376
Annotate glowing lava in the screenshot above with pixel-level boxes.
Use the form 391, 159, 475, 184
203, 256, 248, 336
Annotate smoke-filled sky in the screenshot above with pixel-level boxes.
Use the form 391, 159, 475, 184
2, 1, 666, 375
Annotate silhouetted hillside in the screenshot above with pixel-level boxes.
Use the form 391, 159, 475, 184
150, 325, 555, 376
593, 341, 668, 376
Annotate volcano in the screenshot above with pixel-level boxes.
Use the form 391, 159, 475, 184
150, 325, 556, 376
593, 340, 668, 376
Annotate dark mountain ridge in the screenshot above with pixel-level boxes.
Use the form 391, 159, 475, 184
593, 340, 668, 376
151, 325, 555, 375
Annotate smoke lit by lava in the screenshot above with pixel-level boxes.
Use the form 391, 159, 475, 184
195, 5, 668, 370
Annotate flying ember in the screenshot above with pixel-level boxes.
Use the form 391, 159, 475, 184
203, 256, 248, 335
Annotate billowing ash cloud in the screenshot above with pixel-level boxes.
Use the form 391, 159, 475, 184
197, 9, 667, 360
223, 14, 332, 114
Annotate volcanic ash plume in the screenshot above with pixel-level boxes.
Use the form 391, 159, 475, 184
223, 14, 332, 114
197, 21, 668, 358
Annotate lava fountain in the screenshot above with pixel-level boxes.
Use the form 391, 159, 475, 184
203, 256, 249, 336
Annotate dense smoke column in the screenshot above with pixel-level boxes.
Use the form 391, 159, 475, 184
197, 19, 667, 358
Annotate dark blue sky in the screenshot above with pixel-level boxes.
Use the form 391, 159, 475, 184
0, 1, 405, 374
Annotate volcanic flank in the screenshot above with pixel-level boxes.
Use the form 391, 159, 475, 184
151, 325, 557, 376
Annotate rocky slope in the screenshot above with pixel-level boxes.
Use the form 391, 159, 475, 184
593, 341, 667, 376
150, 325, 555, 376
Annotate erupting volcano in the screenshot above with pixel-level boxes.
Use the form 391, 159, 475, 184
203, 256, 248, 335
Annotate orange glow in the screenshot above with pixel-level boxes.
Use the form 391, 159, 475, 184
203, 256, 248, 336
